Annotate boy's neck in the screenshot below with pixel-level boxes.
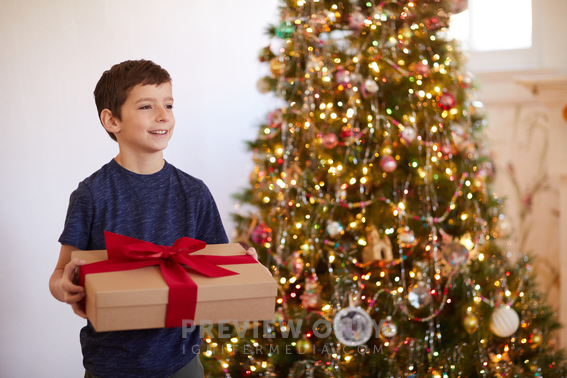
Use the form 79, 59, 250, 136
114, 151, 165, 175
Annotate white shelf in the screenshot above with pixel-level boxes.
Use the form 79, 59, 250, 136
514, 73, 567, 95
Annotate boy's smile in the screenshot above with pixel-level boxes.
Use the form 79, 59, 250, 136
112, 82, 175, 156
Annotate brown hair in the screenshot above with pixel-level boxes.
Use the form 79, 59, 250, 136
94, 60, 172, 141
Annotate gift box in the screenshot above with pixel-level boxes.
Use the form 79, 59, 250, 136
72, 235, 278, 332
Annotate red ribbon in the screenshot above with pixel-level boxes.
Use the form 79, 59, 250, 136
79, 231, 257, 328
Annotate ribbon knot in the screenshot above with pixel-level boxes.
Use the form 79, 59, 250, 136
160, 248, 173, 260
79, 231, 257, 328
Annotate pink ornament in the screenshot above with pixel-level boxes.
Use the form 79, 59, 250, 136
460, 72, 474, 88
287, 251, 304, 277
414, 61, 430, 76
251, 223, 272, 244
301, 275, 322, 310
438, 93, 456, 110
441, 144, 455, 156
380, 155, 397, 173
322, 133, 339, 149
268, 109, 283, 127
349, 11, 366, 31
400, 127, 417, 145
335, 68, 351, 86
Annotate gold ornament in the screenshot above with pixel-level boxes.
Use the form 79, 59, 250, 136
296, 336, 313, 354
530, 329, 543, 349
380, 144, 393, 156
269, 57, 284, 77
463, 312, 479, 334
429, 369, 442, 378
256, 77, 272, 94
362, 225, 393, 264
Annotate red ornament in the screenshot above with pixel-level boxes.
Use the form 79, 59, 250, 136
380, 155, 397, 173
438, 93, 457, 110
426, 16, 443, 30
322, 133, 339, 148
340, 126, 354, 139
251, 223, 272, 244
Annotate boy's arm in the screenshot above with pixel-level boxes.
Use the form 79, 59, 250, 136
49, 244, 87, 318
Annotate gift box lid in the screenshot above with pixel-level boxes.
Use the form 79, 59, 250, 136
73, 243, 278, 309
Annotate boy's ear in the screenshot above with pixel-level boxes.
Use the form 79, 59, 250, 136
100, 109, 121, 135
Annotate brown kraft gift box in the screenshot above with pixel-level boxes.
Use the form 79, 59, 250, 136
72, 243, 278, 332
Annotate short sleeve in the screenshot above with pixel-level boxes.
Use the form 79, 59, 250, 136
58, 182, 94, 250
195, 186, 229, 245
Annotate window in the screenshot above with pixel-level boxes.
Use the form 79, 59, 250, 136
449, 0, 537, 72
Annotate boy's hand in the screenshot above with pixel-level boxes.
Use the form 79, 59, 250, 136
245, 247, 274, 276
245, 247, 259, 261
58, 258, 88, 319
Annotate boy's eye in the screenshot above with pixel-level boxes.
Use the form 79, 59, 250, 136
139, 105, 151, 109
166, 104, 173, 109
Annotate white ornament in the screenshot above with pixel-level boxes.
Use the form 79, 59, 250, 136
333, 306, 373, 346
408, 281, 432, 309
442, 242, 470, 267
400, 127, 417, 145
490, 307, 520, 338
326, 221, 344, 237
380, 316, 397, 338
363, 78, 379, 94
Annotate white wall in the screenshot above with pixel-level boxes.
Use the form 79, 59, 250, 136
0, 0, 279, 376
2, 1, 566, 377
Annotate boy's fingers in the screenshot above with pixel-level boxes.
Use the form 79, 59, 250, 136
61, 279, 85, 294
246, 247, 258, 260
64, 258, 86, 275
71, 302, 87, 319
63, 290, 85, 304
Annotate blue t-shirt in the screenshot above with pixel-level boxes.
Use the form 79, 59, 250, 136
59, 159, 228, 378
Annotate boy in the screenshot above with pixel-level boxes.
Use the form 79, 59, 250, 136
49, 60, 257, 378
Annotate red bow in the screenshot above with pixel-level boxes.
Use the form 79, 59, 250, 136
79, 231, 257, 328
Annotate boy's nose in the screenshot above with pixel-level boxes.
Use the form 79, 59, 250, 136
156, 108, 170, 122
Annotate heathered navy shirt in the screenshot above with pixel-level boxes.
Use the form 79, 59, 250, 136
59, 159, 228, 378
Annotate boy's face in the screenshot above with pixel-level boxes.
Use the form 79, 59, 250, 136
113, 82, 175, 155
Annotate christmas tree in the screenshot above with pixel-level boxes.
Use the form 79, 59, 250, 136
201, 0, 567, 376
